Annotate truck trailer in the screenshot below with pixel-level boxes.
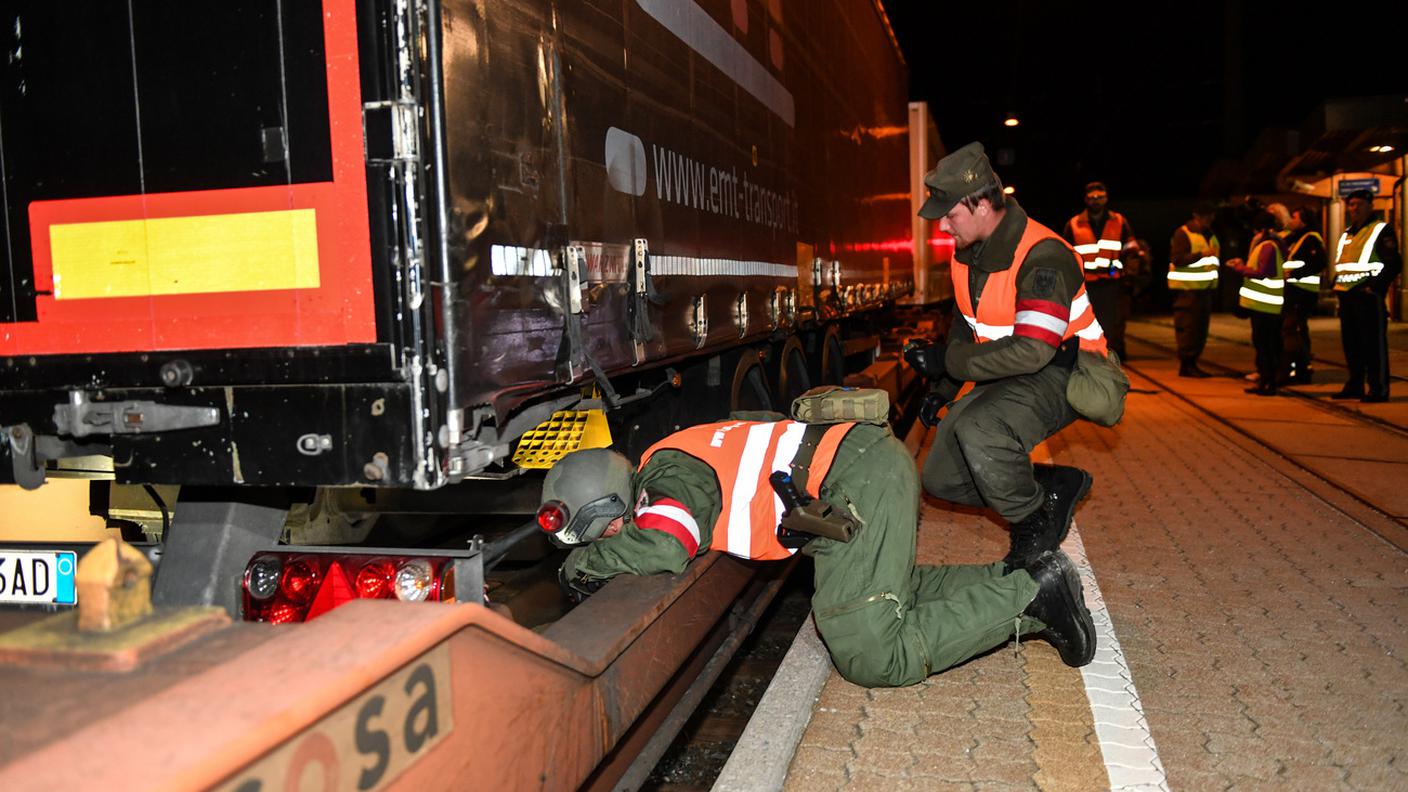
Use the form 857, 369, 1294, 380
0, 0, 946, 788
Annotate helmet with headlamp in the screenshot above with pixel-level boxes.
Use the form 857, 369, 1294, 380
537, 448, 634, 546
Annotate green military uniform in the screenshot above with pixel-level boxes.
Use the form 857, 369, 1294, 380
567, 422, 1043, 688
919, 200, 1085, 522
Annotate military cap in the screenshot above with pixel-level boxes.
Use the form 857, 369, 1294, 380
918, 141, 998, 219
1347, 189, 1374, 202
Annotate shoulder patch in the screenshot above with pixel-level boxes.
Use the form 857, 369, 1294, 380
1033, 268, 1058, 298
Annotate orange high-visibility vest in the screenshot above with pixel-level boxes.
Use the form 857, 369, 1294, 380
1068, 211, 1128, 280
951, 218, 1109, 356
638, 420, 855, 561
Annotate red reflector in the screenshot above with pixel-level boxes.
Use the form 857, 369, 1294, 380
537, 501, 567, 532
355, 560, 395, 599
280, 559, 321, 604
305, 562, 355, 621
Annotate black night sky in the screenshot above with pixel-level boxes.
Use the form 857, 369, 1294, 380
880, 0, 1408, 228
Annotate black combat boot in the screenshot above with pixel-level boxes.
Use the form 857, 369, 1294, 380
1003, 465, 1093, 573
1178, 361, 1211, 378
1022, 550, 1096, 667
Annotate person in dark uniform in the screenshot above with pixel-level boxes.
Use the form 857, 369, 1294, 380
1280, 206, 1327, 384
1332, 189, 1401, 402
1167, 203, 1222, 377
1063, 181, 1136, 359
904, 142, 1110, 573
1227, 210, 1288, 395
537, 416, 1099, 689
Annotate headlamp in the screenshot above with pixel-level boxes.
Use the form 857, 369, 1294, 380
542, 493, 629, 547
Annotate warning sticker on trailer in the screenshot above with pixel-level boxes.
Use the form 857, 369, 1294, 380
216, 643, 453, 792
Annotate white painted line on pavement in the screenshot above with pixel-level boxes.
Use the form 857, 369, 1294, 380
1064, 525, 1171, 792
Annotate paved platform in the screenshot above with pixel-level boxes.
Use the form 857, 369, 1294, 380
776, 316, 1408, 790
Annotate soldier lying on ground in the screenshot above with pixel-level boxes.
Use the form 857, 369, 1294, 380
536, 403, 1097, 688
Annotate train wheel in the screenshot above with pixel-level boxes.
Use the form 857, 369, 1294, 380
730, 351, 775, 412
775, 336, 812, 404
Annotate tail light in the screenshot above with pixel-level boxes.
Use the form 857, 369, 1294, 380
242, 552, 462, 623
279, 559, 321, 604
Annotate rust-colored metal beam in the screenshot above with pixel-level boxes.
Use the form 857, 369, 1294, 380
0, 553, 769, 791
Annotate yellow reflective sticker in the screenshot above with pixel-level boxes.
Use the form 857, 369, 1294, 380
50, 209, 320, 299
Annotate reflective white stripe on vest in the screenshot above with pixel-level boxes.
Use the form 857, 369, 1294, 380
727, 424, 777, 557
963, 314, 1015, 340
638, 502, 701, 546
1168, 269, 1218, 282
1284, 259, 1319, 284
1336, 223, 1387, 283
1249, 278, 1284, 287
1076, 316, 1105, 340
1075, 243, 1101, 255
1097, 240, 1123, 252
766, 422, 807, 550
1239, 286, 1284, 306
1070, 292, 1092, 320
1083, 257, 1125, 271
1190, 255, 1219, 269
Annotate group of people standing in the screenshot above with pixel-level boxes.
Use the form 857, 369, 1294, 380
1169, 189, 1400, 401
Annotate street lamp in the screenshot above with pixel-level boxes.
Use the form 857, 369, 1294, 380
1003, 112, 1019, 128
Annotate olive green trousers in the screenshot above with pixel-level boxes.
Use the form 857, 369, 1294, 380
921, 363, 1076, 522
808, 426, 1040, 688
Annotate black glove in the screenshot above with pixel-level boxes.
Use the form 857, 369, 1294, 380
918, 389, 945, 428
903, 340, 947, 381
558, 564, 607, 604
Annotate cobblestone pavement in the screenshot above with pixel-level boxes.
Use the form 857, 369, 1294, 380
785, 342, 1408, 790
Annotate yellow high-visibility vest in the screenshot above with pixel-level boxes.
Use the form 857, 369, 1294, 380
1167, 227, 1220, 291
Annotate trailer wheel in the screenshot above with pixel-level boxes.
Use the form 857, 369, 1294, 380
730, 352, 774, 413
775, 336, 812, 404
819, 326, 846, 386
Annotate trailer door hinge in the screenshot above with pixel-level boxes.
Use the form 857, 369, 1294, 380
54, 392, 221, 438
363, 100, 420, 163
563, 245, 586, 315
628, 238, 664, 365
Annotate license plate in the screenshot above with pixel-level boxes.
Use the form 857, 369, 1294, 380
0, 550, 78, 606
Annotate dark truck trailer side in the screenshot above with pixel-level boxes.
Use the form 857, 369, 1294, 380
0, 3, 932, 787
0, 0, 915, 493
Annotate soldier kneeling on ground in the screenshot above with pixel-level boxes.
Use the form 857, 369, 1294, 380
535, 388, 1097, 688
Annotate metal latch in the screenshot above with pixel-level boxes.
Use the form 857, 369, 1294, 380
54, 392, 221, 438
563, 245, 586, 315
628, 238, 665, 365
